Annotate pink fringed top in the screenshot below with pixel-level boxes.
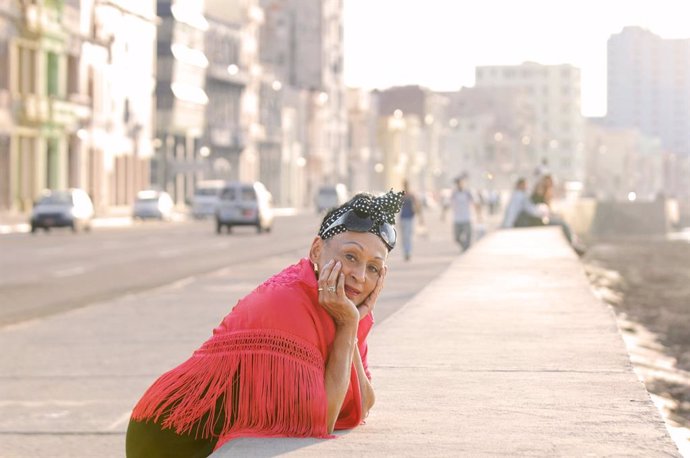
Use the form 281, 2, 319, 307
130, 258, 374, 451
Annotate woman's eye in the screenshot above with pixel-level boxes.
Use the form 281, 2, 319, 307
345, 254, 356, 262
368, 265, 379, 274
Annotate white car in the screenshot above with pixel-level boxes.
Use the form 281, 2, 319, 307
215, 181, 274, 234
30, 188, 95, 233
133, 190, 174, 221
315, 184, 348, 213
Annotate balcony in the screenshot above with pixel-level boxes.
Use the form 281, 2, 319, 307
210, 126, 245, 150
15, 94, 89, 128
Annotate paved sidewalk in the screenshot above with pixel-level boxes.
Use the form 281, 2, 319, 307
217, 227, 679, 457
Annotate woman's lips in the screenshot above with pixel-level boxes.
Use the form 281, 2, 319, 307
344, 286, 360, 298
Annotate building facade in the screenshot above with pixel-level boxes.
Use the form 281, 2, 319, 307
259, 0, 346, 203
475, 62, 585, 186
607, 27, 690, 157
151, 0, 209, 205
1, 0, 156, 214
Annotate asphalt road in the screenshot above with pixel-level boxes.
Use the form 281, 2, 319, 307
0, 216, 316, 327
0, 208, 462, 328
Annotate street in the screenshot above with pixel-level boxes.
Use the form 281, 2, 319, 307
0, 215, 315, 327
0, 208, 461, 456
0, 209, 461, 329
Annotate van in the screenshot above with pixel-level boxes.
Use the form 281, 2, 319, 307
315, 184, 348, 213
215, 181, 274, 234
191, 180, 225, 218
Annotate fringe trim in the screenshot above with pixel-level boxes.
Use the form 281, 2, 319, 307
131, 329, 329, 441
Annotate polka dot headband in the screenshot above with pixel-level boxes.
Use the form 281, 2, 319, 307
318, 190, 405, 246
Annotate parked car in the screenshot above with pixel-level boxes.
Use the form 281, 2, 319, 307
315, 183, 348, 213
191, 180, 225, 219
30, 188, 94, 233
215, 181, 274, 234
133, 190, 174, 220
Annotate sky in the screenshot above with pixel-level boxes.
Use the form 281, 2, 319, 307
343, 0, 690, 117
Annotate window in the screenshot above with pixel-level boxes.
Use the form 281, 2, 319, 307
0, 39, 8, 90
47, 51, 59, 97
18, 46, 37, 95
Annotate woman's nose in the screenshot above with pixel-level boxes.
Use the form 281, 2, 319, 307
350, 263, 366, 283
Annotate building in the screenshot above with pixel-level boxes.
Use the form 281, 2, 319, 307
440, 86, 535, 191
375, 85, 449, 193
346, 88, 379, 193
0, 1, 19, 212
202, 1, 264, 185
475, 62, 585, 186
151, 0, 209, 205
1, 0, 155, 214
259, 0, 346, 202
607, 27, 690, 157
585, 122, 665, 201
88, 0, 157, 210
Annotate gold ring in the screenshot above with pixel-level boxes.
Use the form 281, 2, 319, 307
318, 287, 324, 292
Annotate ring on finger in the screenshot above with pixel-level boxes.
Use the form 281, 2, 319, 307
327, 285, 336, 293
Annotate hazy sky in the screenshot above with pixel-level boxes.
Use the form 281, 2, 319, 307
343, 0, 690, 117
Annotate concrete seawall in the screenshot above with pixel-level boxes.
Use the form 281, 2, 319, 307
216, 227, 679, 457
559, 198, 680, 237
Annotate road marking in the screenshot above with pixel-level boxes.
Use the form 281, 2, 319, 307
157, 248, 183, 258
106, 411, 132, 431
0, 400, 99, 407
53, 266, 87, 277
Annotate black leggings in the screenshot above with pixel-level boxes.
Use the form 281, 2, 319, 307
125, 418, 218, 458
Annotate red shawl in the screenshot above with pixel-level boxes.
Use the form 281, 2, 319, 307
130, 258, 374, 450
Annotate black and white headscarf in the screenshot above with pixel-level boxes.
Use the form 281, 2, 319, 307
318, 190, 404, 243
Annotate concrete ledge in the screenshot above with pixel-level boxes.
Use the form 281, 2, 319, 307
214, 227, 679, 457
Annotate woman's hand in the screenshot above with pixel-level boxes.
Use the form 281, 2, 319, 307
357, 266, 387, 320
318, 260, 359, 327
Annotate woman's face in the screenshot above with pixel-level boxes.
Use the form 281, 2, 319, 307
310, 231, 388, 306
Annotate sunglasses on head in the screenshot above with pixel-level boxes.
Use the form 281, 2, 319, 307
323, 209, 397, 250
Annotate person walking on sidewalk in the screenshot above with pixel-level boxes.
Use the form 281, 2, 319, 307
399, 179, 423, 261
126, 191, 404, 457
450, 175, 480, 252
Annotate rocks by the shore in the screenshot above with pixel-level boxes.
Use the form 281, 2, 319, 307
584, 238, 690, 446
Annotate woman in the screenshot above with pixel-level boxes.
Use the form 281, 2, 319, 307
126, 191, 404, 457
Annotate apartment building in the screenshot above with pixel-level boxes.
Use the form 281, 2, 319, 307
475, 62, 585, 186
259, 0, 346, 200
607, 26, 690, 156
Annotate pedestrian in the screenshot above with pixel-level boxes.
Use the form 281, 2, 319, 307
450, 175, 481, 252
126, 191, 405, 457
514, 175, 585, 255
399, 179, 423, 261
501, 177, 547, 228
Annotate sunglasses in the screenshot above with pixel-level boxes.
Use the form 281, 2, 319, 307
322, 209, 397, 250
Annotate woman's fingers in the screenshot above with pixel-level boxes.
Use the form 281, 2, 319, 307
318, 259, 334, 290
327, 261, 341, 292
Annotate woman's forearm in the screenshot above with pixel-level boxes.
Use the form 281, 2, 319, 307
324, 323, 357, 433
353, 345, 375, 417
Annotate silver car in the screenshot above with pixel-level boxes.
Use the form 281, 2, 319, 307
215, 181, 274, 234
133, 190, 174, 221
30, 189, 95, 233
